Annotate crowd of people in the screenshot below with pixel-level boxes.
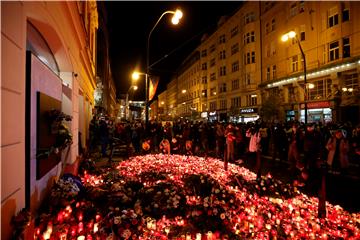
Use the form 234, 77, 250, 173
89, 116, 360, 187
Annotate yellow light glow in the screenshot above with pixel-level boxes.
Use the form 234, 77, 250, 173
132, 72, 140, 80
308, 83, 315, 89
161, 101, 165, 105
342, 87, 348, 92
182, 89, 187, 93
288, 31, 296, 38
171, 16, 179, 25
133, 85, 138, 90
175, 9, 183, 19
348, 88, 353, 92
281, 34, 289, 42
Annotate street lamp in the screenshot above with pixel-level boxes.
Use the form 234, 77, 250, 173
132, 71, 148, 122
282, 30, 308, 124
125, 85, 138, 121
146, 9, 183, 126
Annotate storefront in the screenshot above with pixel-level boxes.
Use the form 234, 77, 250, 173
208, 111, 217, 122
201, 112, 208, 121
239, 108, 259, 123
286, 110, 296, 121
299, 101, 332, 123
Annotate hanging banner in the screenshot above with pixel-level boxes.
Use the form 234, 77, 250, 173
149, 76, 159, 101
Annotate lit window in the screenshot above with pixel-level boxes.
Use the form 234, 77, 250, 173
329, 41, 339, 61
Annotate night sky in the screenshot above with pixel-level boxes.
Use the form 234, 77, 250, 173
104, 1, 243, 100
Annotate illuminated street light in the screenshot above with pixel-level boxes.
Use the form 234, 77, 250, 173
282, 30, 308, 124
146, 9, 183, 126
182, 89, 187, 94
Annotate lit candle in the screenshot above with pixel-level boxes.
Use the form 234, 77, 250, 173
43, 230, 51, 240
77, 236, 85, 240
186, 233, 191, 240
93, 223, 98, 233
207, 231, 213, 240
196, 233, 202, 240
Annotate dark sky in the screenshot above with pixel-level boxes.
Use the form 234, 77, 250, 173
104, 1, 242, 100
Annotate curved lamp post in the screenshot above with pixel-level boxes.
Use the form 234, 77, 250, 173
145, 9, 183, 126
281, 31, 308, 124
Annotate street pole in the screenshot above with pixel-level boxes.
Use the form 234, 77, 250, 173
296, 37, 307, 124
145, 74, 149, 126
125, 93, 129, 121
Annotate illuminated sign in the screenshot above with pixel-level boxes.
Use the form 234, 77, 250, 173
209, 111, 216, 116
240, 108, 257, 114
201, 112, 208, 118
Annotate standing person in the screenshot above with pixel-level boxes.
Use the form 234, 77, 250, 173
224, 123, 236, 169
326, 128, 349, 174
303, 123, 323, 188
99, 119, 109, 157
272, 123, 288, 164
259, 123, 270, 156
215, 122, 225, 158
246, 125, 262, 179
288, 123, 303, 176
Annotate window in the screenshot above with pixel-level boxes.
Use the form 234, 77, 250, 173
232, 79, 240, 90
219, 34, 226, 44
232, 61, 239, 72
342, 9, 349, 22
219, 50, 226, 60
231, 43, 239, 55
201, 50, 207, 57
300, 25, 305, 41
266, 67, 270, 81
292, 55, 298, 72
308, 79, 332, 100
210, 87, 217, 96
271, 19, 276, 31
244, 12, 255, 24
219, 83, 227, 93
220, 99, 227, 110
329, 10, 339, 27
288, 87, 296, 102
246, 95, 257, 106
343, 73, 358, 92
251, 51, 256, 63
231, 26, 239, 37
266, 23, 270, 34
343, 37, 350, 58
270, 41, 276, 55
299, 1, 305, 13
210, 72, 216, 81
210, 58, 216, 67
202, 76, 207, 84
210, 101, 217, 111
245, 53, 251, 64
202, 63, 207, 70
219, 66, 226, 76
329, 41, 339, 61
244, 31, 255, 44
209, 44, 216, 53
272, 65, 277, 79
290, 3, 298, 17
231, 97, 241, 108
202, 89, 207, 97
246, 73, 251, 85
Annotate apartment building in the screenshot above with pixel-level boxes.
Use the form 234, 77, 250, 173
1, 1, 98, 238
166, 78, 178, 119
158, 1, 359, 124
260, 1, 360, 124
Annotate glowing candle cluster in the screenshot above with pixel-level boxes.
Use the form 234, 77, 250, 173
33, 154, 360, 239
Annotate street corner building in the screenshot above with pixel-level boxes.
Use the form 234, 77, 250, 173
1, 1, 102, 239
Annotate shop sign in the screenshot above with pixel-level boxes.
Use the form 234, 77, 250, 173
209, 111, 216, 116
240, 108, 257, 114
201, 112, 208, 118
300, 101, 330, 109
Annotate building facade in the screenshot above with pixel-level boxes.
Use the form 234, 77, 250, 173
1, 1, 98, 238
158, 1, 359, 124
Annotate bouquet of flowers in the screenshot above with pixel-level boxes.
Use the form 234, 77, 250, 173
50, 177, 81, 206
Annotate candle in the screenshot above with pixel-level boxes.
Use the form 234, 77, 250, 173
207, 231, 213, 240
43, 230, 51, 240
196, 233, 202, 240
186, 233, 191, 240
93, 223, 98, 233
77, 236, 85, 240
